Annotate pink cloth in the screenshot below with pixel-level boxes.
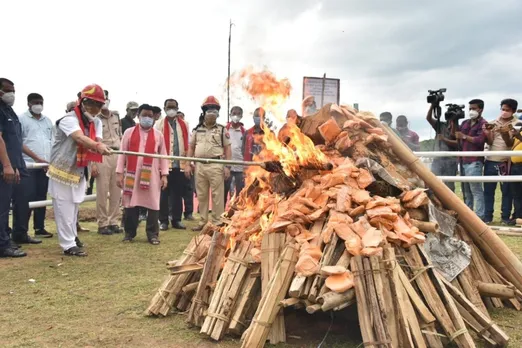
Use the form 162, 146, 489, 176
116, 126, 169, 211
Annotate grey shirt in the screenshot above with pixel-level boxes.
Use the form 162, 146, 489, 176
168, 118, 180, 168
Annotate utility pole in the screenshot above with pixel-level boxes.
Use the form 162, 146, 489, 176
227, 19, 233, 123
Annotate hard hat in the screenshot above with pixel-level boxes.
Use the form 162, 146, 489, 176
80, 84, 106, 104
201, 96, 221, 111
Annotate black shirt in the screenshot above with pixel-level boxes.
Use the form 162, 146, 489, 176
0, 100, 25, 173
121, 116, 136, 135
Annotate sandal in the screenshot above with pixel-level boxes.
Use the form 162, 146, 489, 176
149, 238, 160, 245
122, 237, 134, 243
64, 246, 88, 257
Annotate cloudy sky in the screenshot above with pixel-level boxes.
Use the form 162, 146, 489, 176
3, 0, 522, 139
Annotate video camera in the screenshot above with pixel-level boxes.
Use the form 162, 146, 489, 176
427, 88, 446, 105
444, 104, 465, 121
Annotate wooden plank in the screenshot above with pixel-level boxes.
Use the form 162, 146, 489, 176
396, 265, 436, 324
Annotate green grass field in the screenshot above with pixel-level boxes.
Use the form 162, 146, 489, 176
0, 186, 520, 348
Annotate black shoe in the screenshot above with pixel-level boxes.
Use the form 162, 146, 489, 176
502, 219, 516, 226
10, 240, 20, 249
110, 225, 123, 234
160, 223, 169, 231
13, 236, 42, 245
172, 221, 186, 230
0, 247, 27, 258
35, 229, 53, 238
75, 237, 84, 248
184, 214, 195, 221
98, 226, 113, 235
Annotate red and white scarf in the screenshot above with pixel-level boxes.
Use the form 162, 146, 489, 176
124, 126, 156, 196
74, 106, 102, 167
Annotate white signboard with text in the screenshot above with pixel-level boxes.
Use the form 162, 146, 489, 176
302, 76, 340, 107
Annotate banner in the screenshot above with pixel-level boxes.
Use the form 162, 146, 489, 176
302, 76, 340, 107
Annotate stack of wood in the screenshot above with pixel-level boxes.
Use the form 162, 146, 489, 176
146, 104, 521, 347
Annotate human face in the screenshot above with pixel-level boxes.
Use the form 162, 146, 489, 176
127, 108, 138, 119
28, 98, 44, 114
396, 119, 408, 133
230, 108, 243, 124
469, 104, 483, 116
380, 115, 392, 126
164, 100, 179, 117
139, 110, 155, 129
0, 81, 15, 95
82, 98, 104, 118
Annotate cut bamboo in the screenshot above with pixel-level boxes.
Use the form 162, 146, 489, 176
396, 265, 436, 324
229, 264, 261, 335
410, 219, 439, 234
476, 281, 517, 300
352, 256, 376, 348
373, 118, 522, 292
187, 231, 229, 327
241, 243, 299, 348
317, 289, 355, 312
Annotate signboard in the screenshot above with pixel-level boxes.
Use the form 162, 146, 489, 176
302, 76, 340, 107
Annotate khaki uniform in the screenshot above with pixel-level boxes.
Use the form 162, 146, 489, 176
191, 123, 230, 225
96, 112, 122, 228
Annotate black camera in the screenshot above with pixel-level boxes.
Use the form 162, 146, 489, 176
427, 88, 446, 105
444, 104, 465, 121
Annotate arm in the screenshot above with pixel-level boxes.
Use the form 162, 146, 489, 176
426, 105, 437, 130
409, 132, 421, 151
0, 134, 11, 169
224, 144, 232, 160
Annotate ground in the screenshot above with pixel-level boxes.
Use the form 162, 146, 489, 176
1, 186, 521, 348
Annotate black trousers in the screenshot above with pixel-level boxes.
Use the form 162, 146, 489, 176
159, 169, 184, 224
183, 173, 194, 217
224, 171, 245, 205
0, 177, 14, 249
27, 169, 48, 230
12, 174, 32, 241
124, 206, 159, 240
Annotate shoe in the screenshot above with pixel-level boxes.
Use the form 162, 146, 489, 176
172, 221, 186, 230
122, 237, 134, 243
64, 246, 87, 257
75, 237, 84, 248
77, 223, 90, 232
35, 229, 53, 238
160, 223, 169, 231
184, 214, 195, 221
0, 247, 27, 258
97, 226, 113, 235
501, 219, 516, 226
13, 236, 42, 245
10, 240, 20, 249
110, 225, 123, 234
192, 225, 204, 232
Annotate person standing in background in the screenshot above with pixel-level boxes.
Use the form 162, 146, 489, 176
455, 99, 487, 221
152, 106, 162, 121
483, 99, 519, 225
379, 111, 393, 127
177, 111, 194, 221
121, 101, 139, 134
117, 104, 168, 244
395, 115, 420, 151
156, 99, 189, 230
92, 91, 122, 235
16, 93, 54, 240
225, 106, 246, 204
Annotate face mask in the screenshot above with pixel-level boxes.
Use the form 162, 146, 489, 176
231, 115, 241, 123
253, 116, 261, 127
1, 92, 15, 106
31, 104, 43, 114
166, 109, 178, 118
204, 114, 217, 126
140, 116, 154, 128
501, 111, 513, 119
380, 120, 391, 126
469, 110, 479, 119
102, 100, 110, 110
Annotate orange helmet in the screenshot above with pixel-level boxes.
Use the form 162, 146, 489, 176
80, 84, 106, 104
201, 96, 221, 112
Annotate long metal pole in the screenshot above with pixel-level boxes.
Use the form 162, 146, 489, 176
227, 19, 233, 123
320, 73, 326, 107
415, 150, 522, 157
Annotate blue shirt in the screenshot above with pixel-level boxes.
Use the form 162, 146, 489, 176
0, 100, 25, 173
19, 110, 54, 163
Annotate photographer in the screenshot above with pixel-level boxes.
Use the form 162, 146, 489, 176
395, 115, 420, 151
482, 99, 519, 224
426, 104, 458, 192
456, 99, 487, 221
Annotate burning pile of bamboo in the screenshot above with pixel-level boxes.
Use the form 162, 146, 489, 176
146, 104, 522, 347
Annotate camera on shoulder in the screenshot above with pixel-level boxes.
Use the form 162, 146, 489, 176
444, 104, 465, 121
427, 88, 446, 106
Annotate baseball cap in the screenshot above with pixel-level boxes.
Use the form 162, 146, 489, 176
126, 101, 139, 110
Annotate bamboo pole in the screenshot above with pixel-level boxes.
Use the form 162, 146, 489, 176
410, 219, 439, 234
371, 119, 522, 292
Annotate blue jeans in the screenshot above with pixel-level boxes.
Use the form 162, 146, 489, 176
432, 158, 457, 192
462, 161, 485, 220
512, 163, 522, 219
483, 160, 512, 222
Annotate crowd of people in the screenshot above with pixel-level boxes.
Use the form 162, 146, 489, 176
1, 76, 521, 258
379, 99, 522, 226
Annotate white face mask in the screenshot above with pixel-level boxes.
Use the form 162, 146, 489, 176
140, 116, 154, 129
1, 92, 15, 106
231, 115, 242, 123
102, 100, 110, 110
31, 104, 43, 114
166, 109, 178, 118
469, 110, 479, 119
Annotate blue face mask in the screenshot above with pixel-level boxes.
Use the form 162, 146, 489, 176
253, 116, 261, 126
139, 116, 154, 129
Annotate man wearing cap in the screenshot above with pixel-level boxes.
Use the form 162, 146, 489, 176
48, 84, 112, 256
92, 90, 122, 235
122, 101, 139, 135
185, 96, 231, 231
156, 99, 189, 230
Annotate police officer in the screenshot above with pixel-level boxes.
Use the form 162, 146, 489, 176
92, 90, 122, 235
184, 96, 231, 231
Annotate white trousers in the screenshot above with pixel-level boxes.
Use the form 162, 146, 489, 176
52, 198, 79, 251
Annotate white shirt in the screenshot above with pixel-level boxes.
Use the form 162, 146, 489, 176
228, 126, 244, 172
19, 110, 54, 163
48, 115, 102, 203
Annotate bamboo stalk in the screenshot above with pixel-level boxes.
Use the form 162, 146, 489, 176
372, 119, 522, 292
476, 281, 517, 300
229, 264, 262, 335
352, 256, 376, 348
410, 219, 439, 234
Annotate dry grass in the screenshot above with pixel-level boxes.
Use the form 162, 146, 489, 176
0, 186, 520, 348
